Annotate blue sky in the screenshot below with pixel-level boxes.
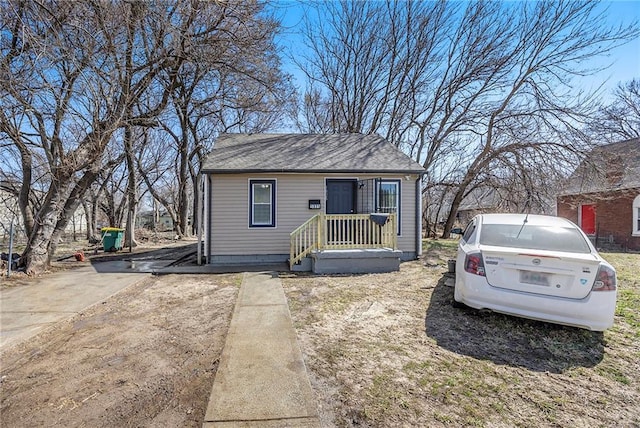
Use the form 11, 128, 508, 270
271, 0, 640, 100
587, 1, 640, 95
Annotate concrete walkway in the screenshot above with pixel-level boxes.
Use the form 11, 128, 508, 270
204, 272, 320, 428
0, 263, 145, 350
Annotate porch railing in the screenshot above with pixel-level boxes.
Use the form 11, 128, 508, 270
289, 213, 397, 269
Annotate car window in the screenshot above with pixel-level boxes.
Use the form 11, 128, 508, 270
461, 221, 477, 243
479, 224, 591, 253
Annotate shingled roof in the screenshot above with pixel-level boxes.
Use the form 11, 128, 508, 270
560, 137, 640, 195
201, 133, 425, 174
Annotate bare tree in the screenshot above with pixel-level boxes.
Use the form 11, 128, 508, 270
99, 162, 128, 229
296, 0, 448, 143
434, 1, 638, 236
0, 1, 202, 273
142, 0, 295, 238
1, 0, 295, 272
299, 0, 637, 237
590, 79, 640, 142
137, 129, 182, 236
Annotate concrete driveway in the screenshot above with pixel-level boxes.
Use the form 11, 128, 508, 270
0, 263, 146, 350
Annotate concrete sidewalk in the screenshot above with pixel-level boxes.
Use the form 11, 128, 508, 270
204, 272, 320, 428
0, 263, 145, 350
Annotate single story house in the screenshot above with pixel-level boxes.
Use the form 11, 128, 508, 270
455, 187, 503, 227
198, 133, 426, 273
136, 209, 176, 232
557, 137, 640, 251
455, 186, 556, 227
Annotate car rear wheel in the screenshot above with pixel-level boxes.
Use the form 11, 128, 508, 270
452, 298, 466, 308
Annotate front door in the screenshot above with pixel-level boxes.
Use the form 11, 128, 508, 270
326, 179, 356, 244
580, 204, 596, 235
326, 179, 356, 214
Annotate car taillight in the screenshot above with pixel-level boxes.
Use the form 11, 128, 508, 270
464, 252, 485, 276
591, 265, 616, 292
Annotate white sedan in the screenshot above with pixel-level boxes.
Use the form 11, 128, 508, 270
454, 213, 617, 331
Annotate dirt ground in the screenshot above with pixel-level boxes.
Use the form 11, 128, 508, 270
1, 240, 638, 427
0, 273, 240, 427
281, 247, 640, 427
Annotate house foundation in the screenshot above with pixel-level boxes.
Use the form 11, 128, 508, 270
310, 248, 402, 274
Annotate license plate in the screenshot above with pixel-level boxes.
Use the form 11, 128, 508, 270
520, 270, 550, 286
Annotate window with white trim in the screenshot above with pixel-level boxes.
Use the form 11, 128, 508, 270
376, 179, 401, 235
633, 194, 640, 236
249, 180, 275, 227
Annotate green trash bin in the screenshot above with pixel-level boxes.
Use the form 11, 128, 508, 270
101, 227, 125, 252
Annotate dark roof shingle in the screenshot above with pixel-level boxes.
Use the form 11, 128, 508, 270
201, 133, 425, 174
560, 138, 640, 195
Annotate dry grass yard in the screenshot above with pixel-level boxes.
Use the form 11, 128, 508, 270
281, 240, 640, 427
1, 240, 637, 427
1, 273, 240, 427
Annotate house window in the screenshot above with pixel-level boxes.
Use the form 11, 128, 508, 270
633, 195, 640, 236
249, 180, 275, 227
376, 179, 401, 235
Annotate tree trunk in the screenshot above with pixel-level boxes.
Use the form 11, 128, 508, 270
14, 142, 35, 238
175, 108, 190, 239
190, 174, 198, 236
83, 199, 100, 242
124, 124, 138, 247
441, 189, 465, 239
440, 170, 481, 239
50, 169, 100, 256
21, 190, 67, 274
23, 226, 55, 275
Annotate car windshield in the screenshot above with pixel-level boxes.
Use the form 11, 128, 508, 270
479, 224, 592, 253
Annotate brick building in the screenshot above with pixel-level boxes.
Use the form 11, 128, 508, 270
557, 138, 640, 251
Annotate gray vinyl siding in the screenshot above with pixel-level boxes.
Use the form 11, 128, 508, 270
208, 173, 419, 258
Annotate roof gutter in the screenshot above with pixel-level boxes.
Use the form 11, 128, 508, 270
200, 168, 426, 175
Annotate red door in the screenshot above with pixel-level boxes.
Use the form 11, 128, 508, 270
580, 204, 596, 235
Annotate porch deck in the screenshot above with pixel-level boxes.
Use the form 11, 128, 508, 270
289, 213, 399, 273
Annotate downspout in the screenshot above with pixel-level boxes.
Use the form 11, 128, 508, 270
415, 176, 423, 258
206, 175, 211, 264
